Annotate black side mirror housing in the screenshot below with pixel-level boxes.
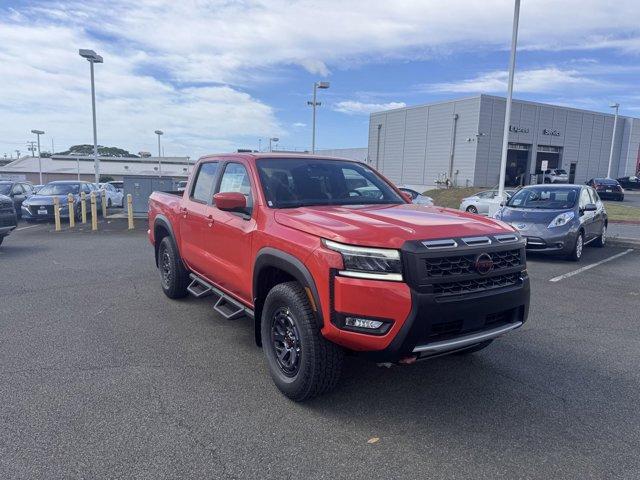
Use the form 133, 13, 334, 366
583, 203, 597, 212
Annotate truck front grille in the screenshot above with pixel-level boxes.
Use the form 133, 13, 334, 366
425, 249, 521, 277
433, 273, 520, 296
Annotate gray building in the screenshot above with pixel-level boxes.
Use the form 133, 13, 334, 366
368, 94, 640, 189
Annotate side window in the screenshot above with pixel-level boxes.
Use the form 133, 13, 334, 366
477, 191, 490, 199
343, 167, 382, 199
12, 184, 24, 194
22, 184, 32, 194
217, 163, 253, 211
579, 188, 591, 208
588, 187, 600, 204
191, 162, 219, 203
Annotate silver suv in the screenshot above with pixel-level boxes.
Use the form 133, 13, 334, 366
543, 169, 569, 184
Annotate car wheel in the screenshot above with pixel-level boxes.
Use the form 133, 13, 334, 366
594, 224, 607, 248
466, 205, 478, 214
261, 281, 343, 401
454, 339, 493, 355
158, 236, 190, 299
567, 231, 584, 261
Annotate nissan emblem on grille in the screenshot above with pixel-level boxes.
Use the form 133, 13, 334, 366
474, 253, 494, 275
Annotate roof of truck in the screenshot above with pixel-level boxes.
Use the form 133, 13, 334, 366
198, 152, 361, 163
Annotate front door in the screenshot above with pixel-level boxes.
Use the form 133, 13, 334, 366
202, 162, 256, 305
578, 187, 597, 240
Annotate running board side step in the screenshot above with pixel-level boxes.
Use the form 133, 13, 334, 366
187, 274, 254, 320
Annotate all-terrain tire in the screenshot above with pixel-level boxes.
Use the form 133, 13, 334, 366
158, 236, 190, 299
261, 281, 343, 401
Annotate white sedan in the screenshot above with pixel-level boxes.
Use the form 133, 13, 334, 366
459, 189, 516, 215
398, 187, 434, 206
99, 182, 125, 208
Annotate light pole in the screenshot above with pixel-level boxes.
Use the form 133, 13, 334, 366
307, 81, 330, 153
31, 129, 44, 184
607, 103, 620, 179
497, 0, 520, 200
269, 137, 279, 152
155, 130, 164, 176
79, 49, 103, 184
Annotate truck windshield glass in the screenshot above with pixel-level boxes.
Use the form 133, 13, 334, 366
37, 184, 80, 195
256, 158, 403, 208
507, 187, 579, 209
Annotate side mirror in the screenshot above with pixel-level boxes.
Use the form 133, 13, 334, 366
399, 191, 412, 203
214, 192, 247, 212
583, 203, 597, 212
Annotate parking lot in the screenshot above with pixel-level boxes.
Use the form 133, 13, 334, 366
1, 222, 639, 479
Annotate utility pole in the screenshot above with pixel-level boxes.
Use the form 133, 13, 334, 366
307, 81, 330, 153
607, 103, 620, 178
497, 0, 521, 200
79, 49, 103, 184
31, 130, 45, 184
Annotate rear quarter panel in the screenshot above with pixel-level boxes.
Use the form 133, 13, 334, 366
148, 191, 185, 247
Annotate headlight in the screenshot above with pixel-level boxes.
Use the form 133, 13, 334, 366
548, 211, 575, 228
322, 239, 403, 281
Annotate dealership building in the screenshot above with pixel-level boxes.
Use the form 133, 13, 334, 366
368, 94, 640, 189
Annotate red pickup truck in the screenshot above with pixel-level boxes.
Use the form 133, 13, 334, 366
149, 153, 529, 401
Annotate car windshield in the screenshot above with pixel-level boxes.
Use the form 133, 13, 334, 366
37, 183, 80, 195
256, 158, 404, 208
507, 187, 579, 209
0, 183, 11, 195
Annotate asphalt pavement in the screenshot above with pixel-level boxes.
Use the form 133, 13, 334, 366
1, 221, 639, 479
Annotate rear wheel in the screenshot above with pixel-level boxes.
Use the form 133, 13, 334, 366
454, 340, 493, 355
261, 282, 343, 401
466, 205, 478, 214
158, 236, 189, 298
594, 224, 607, 248
567, 231, 584, 261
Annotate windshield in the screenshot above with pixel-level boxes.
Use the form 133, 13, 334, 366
554, 169, 567, 174
37, 183, 80, 195
507, 187, 579, 209
0, 183, 11, 195
256, 158, 404, 208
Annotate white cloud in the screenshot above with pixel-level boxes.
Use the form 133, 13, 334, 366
334, 101, 407, 115
424, 68, 605, 94
292, 122, 307, 128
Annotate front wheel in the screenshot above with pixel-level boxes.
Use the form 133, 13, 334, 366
157, 236, 189, 298
466, 205, 478, 214
261, 282, 343, 401
567, 232, 584, 261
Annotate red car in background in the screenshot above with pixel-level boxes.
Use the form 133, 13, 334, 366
586, 178, 624, 201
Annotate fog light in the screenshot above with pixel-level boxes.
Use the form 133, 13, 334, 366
345, 317, 384, 329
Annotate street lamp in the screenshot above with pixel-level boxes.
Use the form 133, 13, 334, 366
155, 130, 164, 176
497, 0, 520, 200
79, 49, 103, 184
607, 103, 620, 179
307, 81, 330, 153
30, 130, 44, 184
269, 137, 279, 152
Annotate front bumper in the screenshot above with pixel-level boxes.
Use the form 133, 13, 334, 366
516, 223, 578, 254
22, 204, 73, 220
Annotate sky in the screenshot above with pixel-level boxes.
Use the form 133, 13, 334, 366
1, 0, 639, 159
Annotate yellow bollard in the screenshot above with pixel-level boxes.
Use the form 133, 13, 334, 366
67, 193, 75, 228
101, 190, 107, 218
127, 194, 134, 230
53, 196, 61, 231
90, 191, 98, 231
81, 191, 87, 224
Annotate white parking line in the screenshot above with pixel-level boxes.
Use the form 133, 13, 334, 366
549, 249, 634, 283
15, 224, 43, 231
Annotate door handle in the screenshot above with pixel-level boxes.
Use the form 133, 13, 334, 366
207, 214, 214, 227
179, 207, 187, 218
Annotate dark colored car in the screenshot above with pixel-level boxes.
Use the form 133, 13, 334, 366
586, 178, 624, 201
21, 181, 101, 222
0, 194, 18, 246
494, 184, 607, 261
617, 175, 640, 190
0, 180, 34, 219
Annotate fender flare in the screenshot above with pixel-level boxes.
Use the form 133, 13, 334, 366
153, 215, 178, 267
253, 248, 324, 344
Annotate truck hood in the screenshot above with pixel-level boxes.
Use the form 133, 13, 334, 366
274, 203, 515, 248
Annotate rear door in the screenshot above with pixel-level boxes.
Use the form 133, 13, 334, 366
201, 161, 257, 304
587, 187, 605, 237
181, 161, 220, 274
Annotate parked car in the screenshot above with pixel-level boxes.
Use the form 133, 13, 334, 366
149, 153, 530, 401
32, 184, 44, 194
460, 189, 516, 215
108, 181, 124, 193
0, 194, 18, 246
542, 169, 569, 184
616, 175, 640, 190
100, 182, 125, 207
586, 178, 624, 201
0, 180, 34, 219
176, 180, 188, 193
398, 187, 434, 206
494, 184, 607, 261
21, 181, 101, 222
